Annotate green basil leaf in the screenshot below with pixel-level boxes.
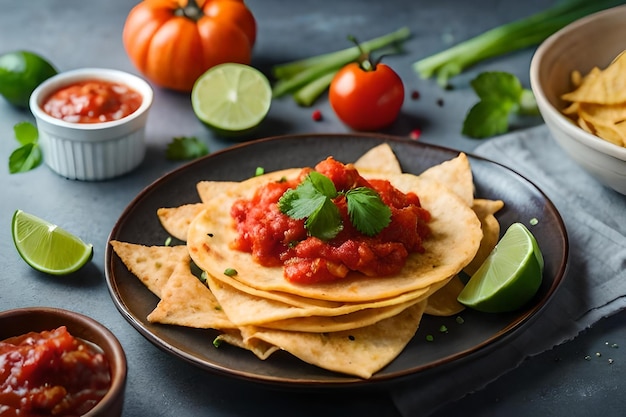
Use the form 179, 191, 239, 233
13, 121, 38, 146
462, 99, 514, 139
166, 136, 209, 160
9, 143, 42, 174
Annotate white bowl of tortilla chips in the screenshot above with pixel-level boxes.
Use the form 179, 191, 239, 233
530, 5, 626, 195
110, 144, 507, 379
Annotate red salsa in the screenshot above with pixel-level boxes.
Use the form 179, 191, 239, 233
230, 157, 432, 284
0, 326, 111, 416
42, 79, 142, 123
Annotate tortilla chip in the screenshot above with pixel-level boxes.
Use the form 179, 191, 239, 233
419, 153, 474, 207
561, 50, 626, 148
214, 329, 279, 360
196, 181, 239, 204
187, 170, 482, 302
463, 198, 504, 276
157, 203, 206, 242
258, 300, 421, 333
147, 262, 235, 330
424, 275, 465, 316
561, 52, 626, 104
206, 273, 432, 329
353, 143, 402, 174
242, 301, 428, 379
110, 241, 190, 298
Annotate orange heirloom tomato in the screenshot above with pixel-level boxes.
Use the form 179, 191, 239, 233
123, 0, 256, 92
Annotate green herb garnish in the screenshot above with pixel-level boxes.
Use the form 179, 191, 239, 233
166, 136, 209, 160
9, 121, 42, 174
224, 268, 238, 277
278, 171, 391, 240
462, 72, 538, 139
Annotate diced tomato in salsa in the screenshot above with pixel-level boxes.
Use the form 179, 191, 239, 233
42, 79, 142, 123
230, 157, 431, 284
0, 326, 111, 416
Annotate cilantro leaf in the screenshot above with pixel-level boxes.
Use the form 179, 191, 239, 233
279, 186, 326, 220
462, 71, 539, 139
278, 172, 337, 220
346, 187, 391, 236
9, 143, 42, 173
307, 171, 338, 198
278, 171, 391, 240
305, 197, 343, 240
166, 136, 209, 160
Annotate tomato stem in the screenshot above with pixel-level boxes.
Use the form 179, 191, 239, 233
347, 35, 375, 71
176, 0, 204, 21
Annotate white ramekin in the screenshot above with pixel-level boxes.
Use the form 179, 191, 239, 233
29, 68, 153, 181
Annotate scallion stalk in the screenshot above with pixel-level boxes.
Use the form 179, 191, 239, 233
272, 26, 410, 80
414, 0, 626, 87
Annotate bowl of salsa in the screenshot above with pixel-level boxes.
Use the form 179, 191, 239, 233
0, 307, 127, 416
29, 67, 153, 181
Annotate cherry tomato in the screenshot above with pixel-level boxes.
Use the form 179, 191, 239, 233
329, 62, 404, 131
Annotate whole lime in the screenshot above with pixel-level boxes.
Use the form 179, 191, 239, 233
0, 51, 58, 108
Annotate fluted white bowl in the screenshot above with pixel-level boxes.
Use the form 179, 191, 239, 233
30, 68, 153, 181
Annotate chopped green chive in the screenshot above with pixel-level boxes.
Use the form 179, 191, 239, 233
224, 268, 238, 276
255, 166, 265, 176
426, 334, 434, 342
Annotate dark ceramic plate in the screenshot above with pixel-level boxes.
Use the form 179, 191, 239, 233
105, 133, 568, 388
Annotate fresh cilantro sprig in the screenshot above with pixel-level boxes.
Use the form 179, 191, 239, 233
166, 136, 209, 160
462, 71, 539, 139
9, 121, 42, 174
278, 171, 391, 240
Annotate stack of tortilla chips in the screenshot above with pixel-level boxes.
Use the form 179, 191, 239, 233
111, 144, 503, 378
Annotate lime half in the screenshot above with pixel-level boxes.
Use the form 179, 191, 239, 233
192, 63, 271, 136
12, 210, 93, 276
457, 222, 544, 313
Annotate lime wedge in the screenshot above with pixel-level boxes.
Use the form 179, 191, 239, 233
191, 63, 271, 136
11, 210, 93, 275
457, 222, 543, 313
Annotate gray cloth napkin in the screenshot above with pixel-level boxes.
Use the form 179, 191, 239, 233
392, 124, 626, 416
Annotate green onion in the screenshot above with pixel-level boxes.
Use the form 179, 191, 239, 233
413, 0, 626, 87
212, 337, 222, 348
224, 268, 238, 277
